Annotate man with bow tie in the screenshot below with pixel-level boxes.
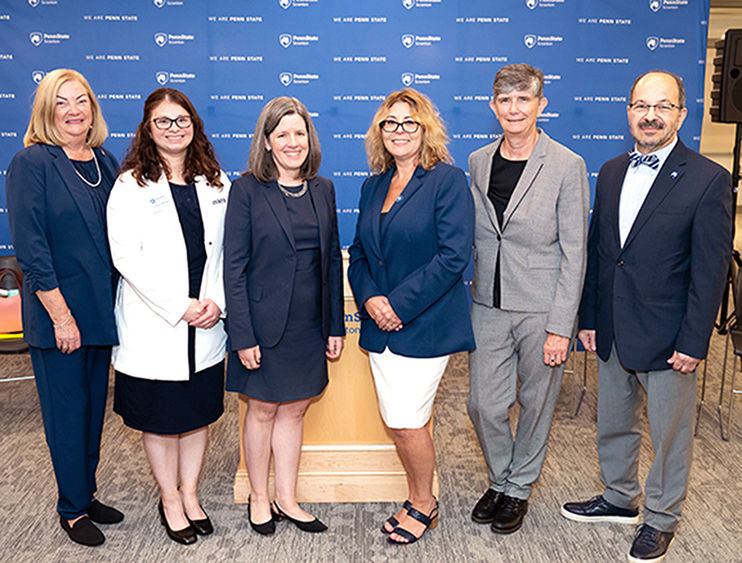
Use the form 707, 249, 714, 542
561, 71, 733, 563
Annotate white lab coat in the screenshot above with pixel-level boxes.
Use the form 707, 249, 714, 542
107, 170, 230, 381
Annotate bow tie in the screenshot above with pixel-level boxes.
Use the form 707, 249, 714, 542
628, 151, 660, 170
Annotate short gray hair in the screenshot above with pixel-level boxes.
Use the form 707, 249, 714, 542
493, 63, 544, 98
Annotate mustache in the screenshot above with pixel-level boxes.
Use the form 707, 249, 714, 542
639, 119, 664, 129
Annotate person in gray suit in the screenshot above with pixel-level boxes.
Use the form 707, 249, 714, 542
467, 63, 589, 534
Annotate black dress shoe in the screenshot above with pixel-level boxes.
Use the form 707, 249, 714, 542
272, 501, 327, 533
471, 488, 504, 524
561, 495, 640, 524
490, 495, 528, 534
88, 499, 124, 524
158, 500, 197, 545
59, 516, 105, 546
248, 498, 275, 536
186, 505, 213, 536
628, 524, 674, 562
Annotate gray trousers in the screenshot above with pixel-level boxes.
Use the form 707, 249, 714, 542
598, 345, 696, 532
467, 303, 565, 500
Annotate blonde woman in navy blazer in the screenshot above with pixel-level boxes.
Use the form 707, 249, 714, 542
348, 88, 475, 545
5, 69, 123, 547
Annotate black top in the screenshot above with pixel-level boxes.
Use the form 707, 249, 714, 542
488, 145, 527, 308
280, 184, 320, 250
168, 182, 206, 298
71, 157, 116, 243
487, 145, 527, 226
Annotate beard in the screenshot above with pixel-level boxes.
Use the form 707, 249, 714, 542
632, 118, 677, 153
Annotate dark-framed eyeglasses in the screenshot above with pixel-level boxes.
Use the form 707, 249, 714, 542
152, 116, 193, 130
379, 119, 421, 134
628, 102, 682, 115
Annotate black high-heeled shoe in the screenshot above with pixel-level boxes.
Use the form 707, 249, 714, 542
158, 500, 197, 545
248, 497, 275, 536
186, 505, 213, 536
271, 501, 327, 533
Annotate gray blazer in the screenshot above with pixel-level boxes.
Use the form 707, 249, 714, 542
469, 130, 589, 337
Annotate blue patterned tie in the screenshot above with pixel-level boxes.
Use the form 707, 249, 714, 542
628, 151, 660, 170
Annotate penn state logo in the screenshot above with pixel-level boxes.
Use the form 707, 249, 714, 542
279, 72, 293, 86
31, 70, 45, 84
28, 0, 40, 7
402, 0, 416, 9
646, 36, 659, 50
153, 0, 165, 7
29, 32, 43, 46
401, 34, 415, 49
523, 34, 536, 49
154, 33, 168, 47
526, 0, 539, 9
401, 73, 414, 87
155, 71, 169, 85
649, 0, 662, 12
279, 34, 292, 48
279, 0, 292, 9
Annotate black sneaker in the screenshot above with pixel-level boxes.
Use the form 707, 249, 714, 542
471, 489, 504, 524
490, 495, 528, 534
628, 524, 674, 562
561, 495, 640, 524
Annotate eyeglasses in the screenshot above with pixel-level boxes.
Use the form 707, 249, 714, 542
628, 102, 682, 115
379, 119, 421, 134
152, 116, 193, 130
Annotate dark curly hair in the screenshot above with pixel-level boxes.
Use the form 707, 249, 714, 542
121, 88, 223, 188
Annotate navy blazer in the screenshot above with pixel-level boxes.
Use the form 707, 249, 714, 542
579, 140, 733, 371
6, 143, 119, 349
223, 173, 344, 350
348, 162, 476, 358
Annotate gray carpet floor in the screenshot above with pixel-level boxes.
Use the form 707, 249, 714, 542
0, 332, 740, 562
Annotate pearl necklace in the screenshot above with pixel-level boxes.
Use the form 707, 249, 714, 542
71, 150, 102, 188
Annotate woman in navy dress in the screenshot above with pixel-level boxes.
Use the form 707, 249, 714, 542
224, 97, 344, 535
107, 88, 229, 545
6, 68, 123, 547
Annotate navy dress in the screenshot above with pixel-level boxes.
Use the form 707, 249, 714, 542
226, 184, 327, 402
113, 182, 225, 434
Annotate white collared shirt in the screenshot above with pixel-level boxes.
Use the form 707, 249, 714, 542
618, 137, 677, 247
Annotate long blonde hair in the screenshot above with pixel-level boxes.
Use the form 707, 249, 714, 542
365, 88, 451, 174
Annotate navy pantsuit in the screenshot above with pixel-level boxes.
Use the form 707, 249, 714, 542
6, 143, 118, 519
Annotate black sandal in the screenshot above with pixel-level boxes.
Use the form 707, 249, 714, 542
387, 498, 439, 545
381, 499, 412, 534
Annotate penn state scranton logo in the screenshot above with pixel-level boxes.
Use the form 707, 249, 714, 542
279, 34, 292, 48
29, 32, 43, 46
153, 0, 165, 7
649, 0, 662, 12
279, 0, 292, 9
31, 70, 45, 84
154, 32, 168, 47
28, 0, 40, 7
279, 72, 293, 86
402, 0, 415, 9
401, 73, 414, 87
646, 36, 659, 50
526, 0, 539, 9
523, 34, 536, 48
401, 34, 415, 48
156, 71, 169, 85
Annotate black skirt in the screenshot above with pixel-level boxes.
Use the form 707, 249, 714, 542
114, 360, 224, 435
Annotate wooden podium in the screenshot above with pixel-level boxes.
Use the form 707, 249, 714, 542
233, 258, 438, 503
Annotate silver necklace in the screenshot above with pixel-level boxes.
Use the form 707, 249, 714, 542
278, 180, 308, 198
72, 150, 102, 188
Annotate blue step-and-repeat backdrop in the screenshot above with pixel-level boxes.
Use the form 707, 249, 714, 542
0, 0, 710, 252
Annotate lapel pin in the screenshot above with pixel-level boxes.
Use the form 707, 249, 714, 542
670, 171, 678, 179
